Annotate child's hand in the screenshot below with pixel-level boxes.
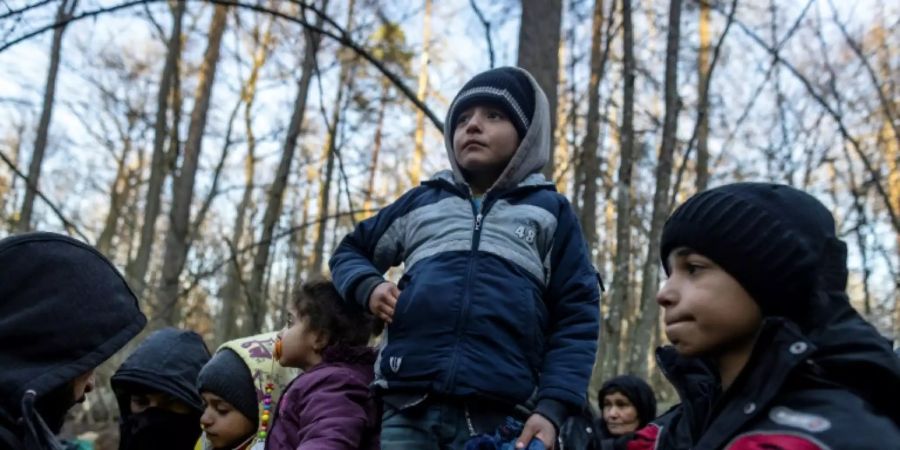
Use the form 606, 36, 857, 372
516, 413, 556, 449
369, 281, 400, 324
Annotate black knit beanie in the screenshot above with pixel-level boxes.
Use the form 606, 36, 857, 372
660, 183, 837, 320
196, 349, 258, 425
447, 66, 535, 142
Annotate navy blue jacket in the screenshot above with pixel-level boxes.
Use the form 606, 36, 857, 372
330, 68, 600, 428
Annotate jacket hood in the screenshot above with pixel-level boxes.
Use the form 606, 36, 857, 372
801, 237, 900, 424
112, 327, 211, 417
443, 66, 551, 192
0, 232, 146, 426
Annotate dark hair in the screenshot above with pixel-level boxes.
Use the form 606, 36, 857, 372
293, 277, 375, 347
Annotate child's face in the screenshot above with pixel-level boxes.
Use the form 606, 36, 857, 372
278, 307, 326, 370
452, 104, 520, 182
200, 392, 255, 448
657, 247, 762, 357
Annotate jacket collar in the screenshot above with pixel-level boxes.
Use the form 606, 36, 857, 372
425, 170, 554, 199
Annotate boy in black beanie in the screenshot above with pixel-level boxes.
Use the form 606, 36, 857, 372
330, 67, 600, 449
627, 183, 900, 450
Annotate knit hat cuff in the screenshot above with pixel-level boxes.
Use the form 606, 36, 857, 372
197, 349, 258, 424
449, 86, 531, 132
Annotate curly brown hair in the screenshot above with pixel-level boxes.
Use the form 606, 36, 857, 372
293, 277, 376, 347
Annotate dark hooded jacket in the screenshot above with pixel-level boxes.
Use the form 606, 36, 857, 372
631, 231, 900, 449
111, 327, 210, 449
111, 327, 210, 416
0, 232, 147, 450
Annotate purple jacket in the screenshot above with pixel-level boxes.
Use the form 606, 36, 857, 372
266, 345, 380, 450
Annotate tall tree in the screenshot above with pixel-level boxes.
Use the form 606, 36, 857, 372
155, 4, 229, 327
598, 0, 636, 382
517, 0, 562, 178
628, 0, 682, 377
17, 0, 78, 232
695, 0, 711, 191
310, 1, 355, 278
245, 0, 329, 332
127, 0, 186, 297
218, 12, 275, 343
409, 0, 431, 186
577, 0, 615, 253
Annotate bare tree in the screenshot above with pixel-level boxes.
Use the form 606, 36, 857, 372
598, 0, 636, 383
695, 0, 711, 191
517, 0, 562, 178
155, 4, 229, 327
577, 0, 616, 253
218, 10, 275, 343
628, 0, 682, 377
17, 0, 77, 232
409, 0, 431, 186
127, 0, 186, 297
246, 0, 329, 332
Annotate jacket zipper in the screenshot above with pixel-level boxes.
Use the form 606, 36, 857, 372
445, 194, 488, 390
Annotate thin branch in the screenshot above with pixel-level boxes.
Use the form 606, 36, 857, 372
668, 0, 738, 207
469, 0, 494, 68
0, 0, 444, 132
0, 0, 55, 21
178, 207, 381, 297
827, 0, 900, 143
0, 148, 89, 240
713, 3, 900, 234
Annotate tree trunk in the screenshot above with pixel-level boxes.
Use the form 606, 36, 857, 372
155, 5, 229, 328
517, 0, 562, 178
695, 0, 711, 192
0, 123, 25, 223
218, 17, 274, 343
17, 0, 77, 232
363, 82, 388, 218
599, 0, 636, 385
627, 0, 682, 377
246, 0, 329, 332
577, 0, 614, 254
410, 0, 431, 186
97, 128, 135, 257
127, 0, 186, 297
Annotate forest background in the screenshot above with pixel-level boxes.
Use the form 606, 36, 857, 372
1, 0, 898, 431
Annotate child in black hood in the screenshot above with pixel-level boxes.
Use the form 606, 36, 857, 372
111, 327, 210, 450
0, 232, 147, 450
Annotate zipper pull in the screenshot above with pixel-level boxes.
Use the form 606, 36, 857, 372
474, 213, 483, 231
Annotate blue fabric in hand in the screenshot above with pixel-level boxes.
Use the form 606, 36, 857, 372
464, 417, 546, 450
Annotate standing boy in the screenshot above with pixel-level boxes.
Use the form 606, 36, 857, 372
634, 183, 900, 449
331, 67, 601, 449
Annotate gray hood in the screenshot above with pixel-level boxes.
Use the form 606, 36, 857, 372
443, 67, 552, 192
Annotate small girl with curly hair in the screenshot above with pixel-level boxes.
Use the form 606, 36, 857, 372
267, 277, 380, 450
